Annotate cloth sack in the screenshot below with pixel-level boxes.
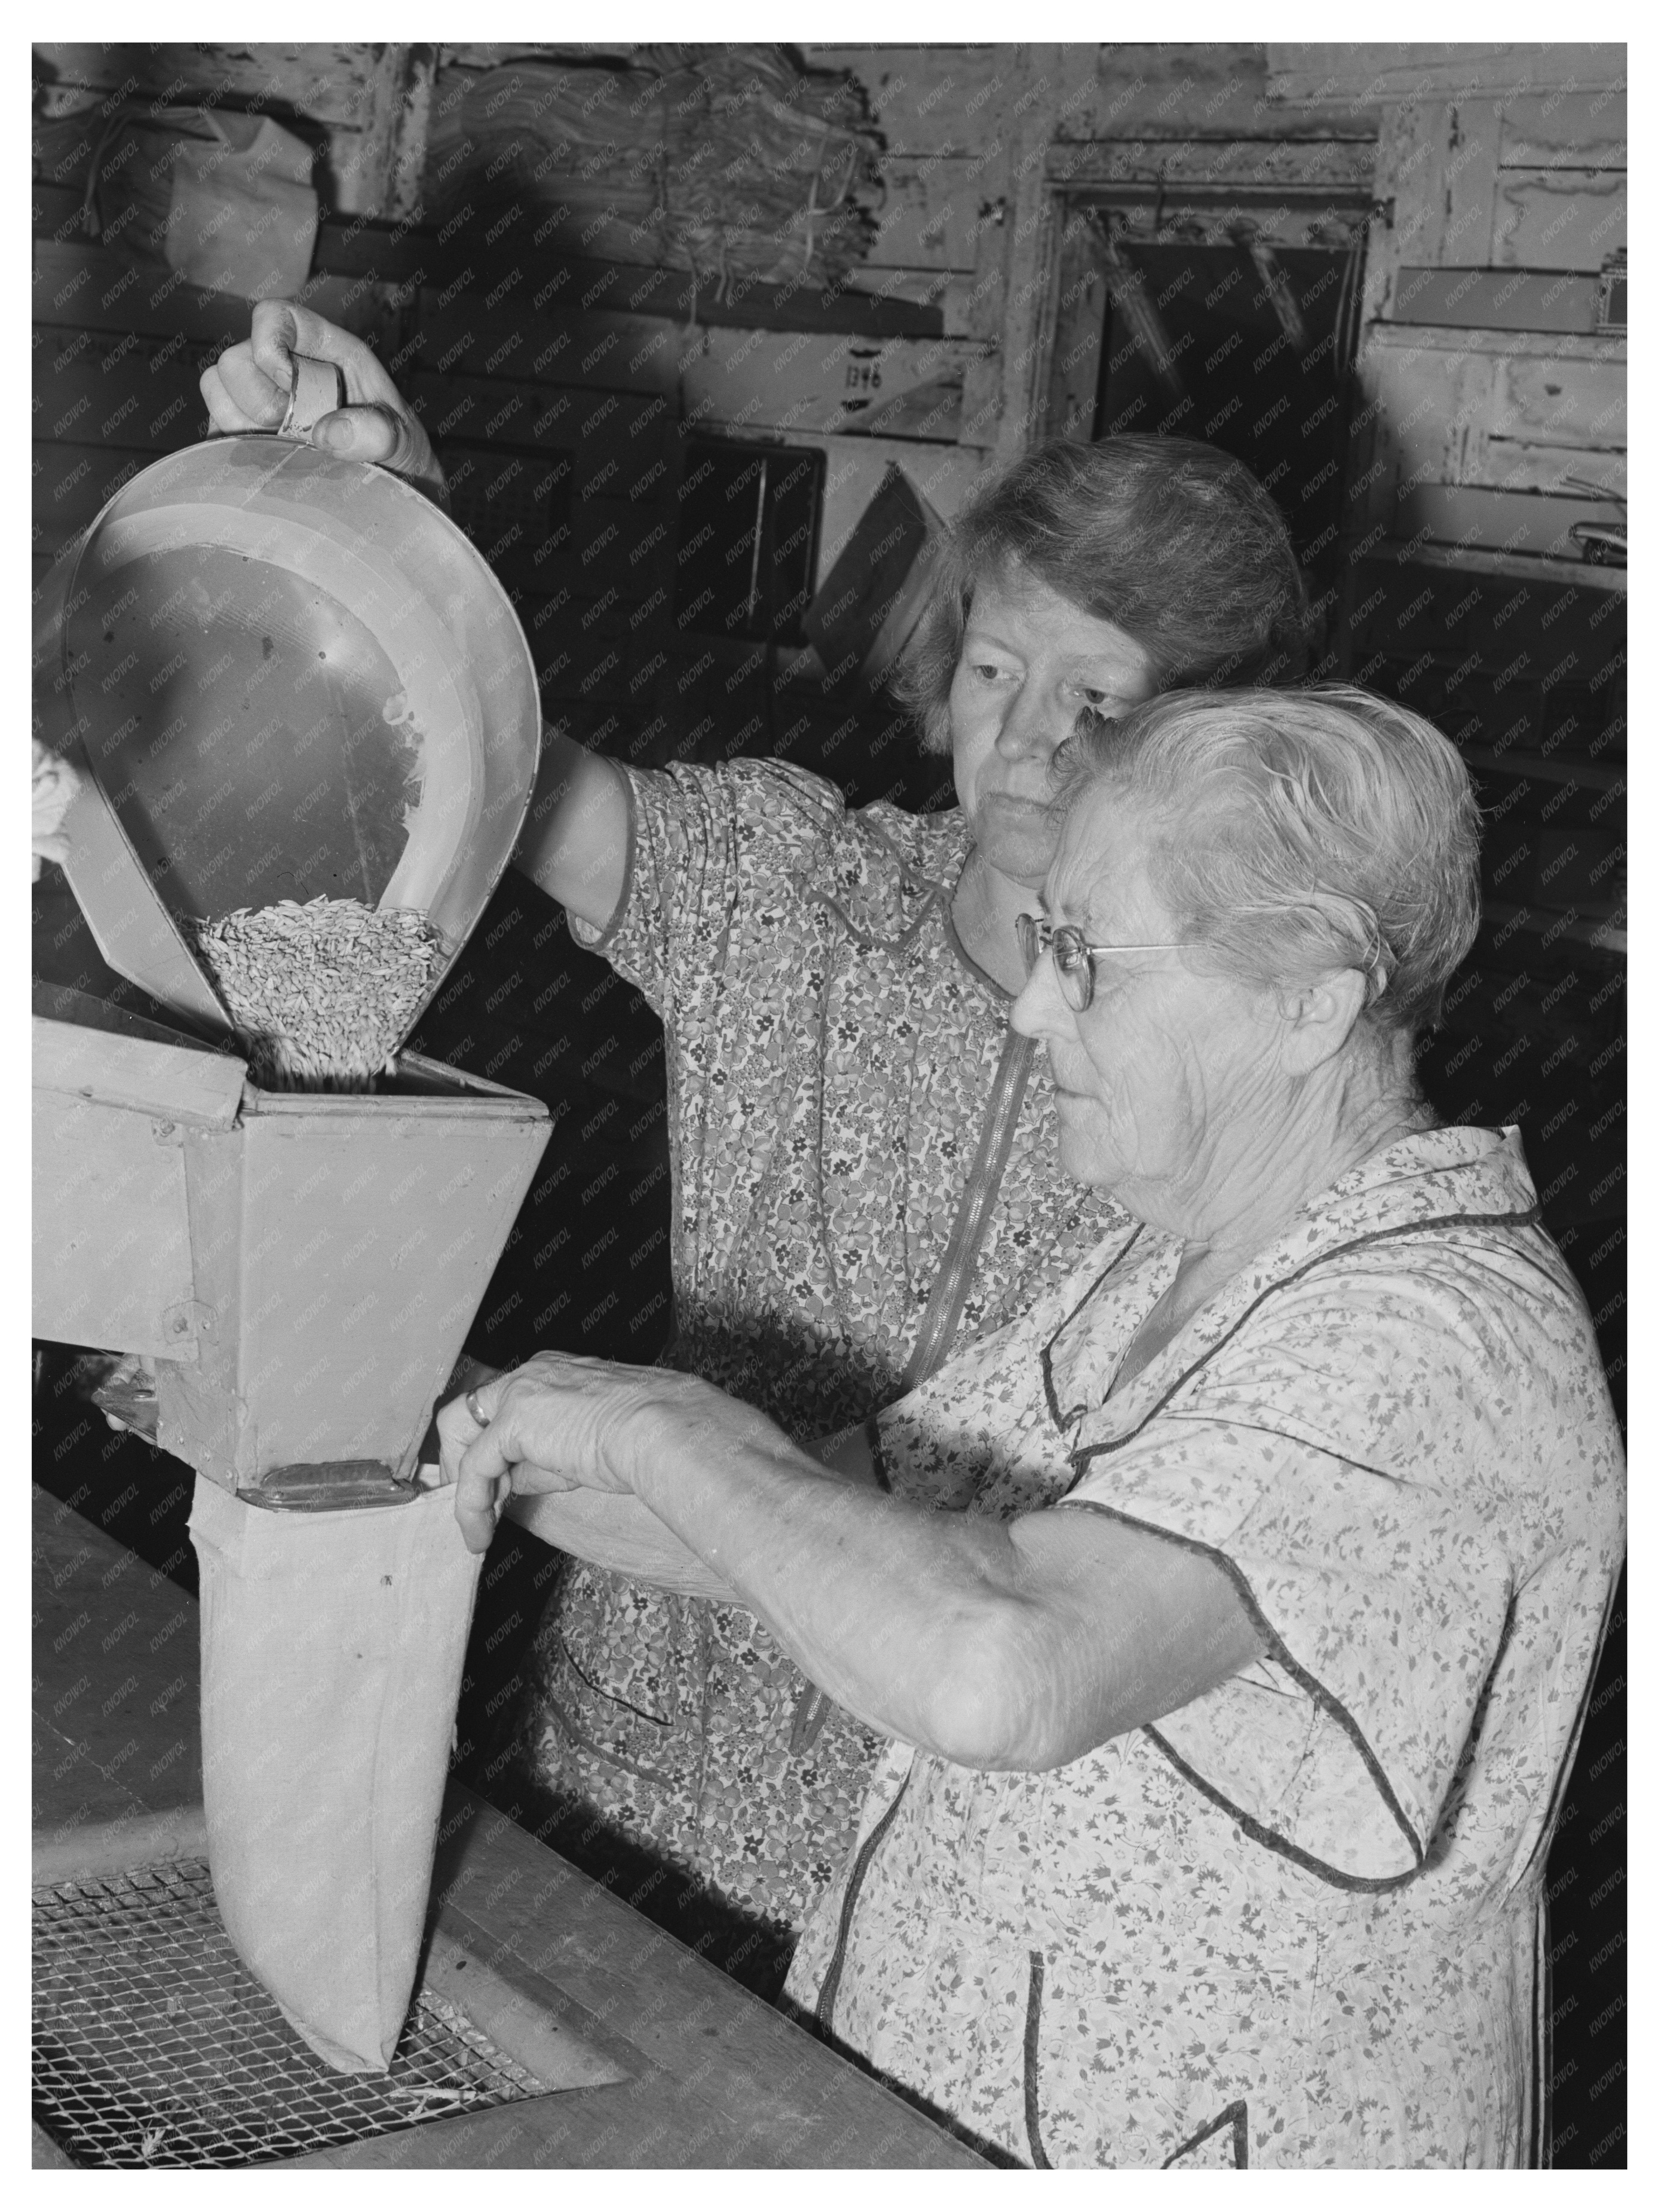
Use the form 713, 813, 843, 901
85, 105, 318, 300
189, 1477, 482, 2072
164, 110, 318, 299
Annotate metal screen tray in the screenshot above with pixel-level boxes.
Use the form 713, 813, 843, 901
33, 1860, 542, 2169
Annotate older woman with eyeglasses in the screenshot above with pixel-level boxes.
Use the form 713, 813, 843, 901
442, 685, 1623, 2167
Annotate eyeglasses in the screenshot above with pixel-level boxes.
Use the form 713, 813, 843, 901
1015, 913, 1190, 1013
1017, 904, 1395, 1015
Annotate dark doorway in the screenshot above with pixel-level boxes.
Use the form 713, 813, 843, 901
1092, 234, 1363, 607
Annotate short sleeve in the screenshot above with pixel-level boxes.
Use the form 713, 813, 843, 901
1060, 1263, 1530, 1887
569, 757, 851, 1016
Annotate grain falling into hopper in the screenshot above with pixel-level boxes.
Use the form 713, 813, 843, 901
182, 898, 448, 1091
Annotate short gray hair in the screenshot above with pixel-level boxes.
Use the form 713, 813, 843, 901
1057, 687, 1482, 1036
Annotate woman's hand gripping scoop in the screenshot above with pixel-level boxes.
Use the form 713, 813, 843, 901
199, 299, 448, 505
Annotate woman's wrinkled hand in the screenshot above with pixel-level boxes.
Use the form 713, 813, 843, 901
436, 1351, 723, 1554
198, 300, 446, 503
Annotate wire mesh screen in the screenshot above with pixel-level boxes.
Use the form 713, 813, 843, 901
33, 1860, 541, 2169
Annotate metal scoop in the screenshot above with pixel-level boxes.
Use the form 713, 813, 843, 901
34, 360, 541, 1045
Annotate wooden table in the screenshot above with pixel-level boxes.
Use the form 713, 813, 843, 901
31, 1485, 983, 2169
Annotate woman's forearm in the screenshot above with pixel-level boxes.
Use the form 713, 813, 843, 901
627, 1414, 1025, 1757
510, 727, 631, 930
506, 1485, 739, 1600
622, 1408, 1262, 1768
507, 1429, 888, 1605
449, 1357, 1263, 1768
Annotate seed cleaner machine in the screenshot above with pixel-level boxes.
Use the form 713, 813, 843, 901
33, 364, 551, 1504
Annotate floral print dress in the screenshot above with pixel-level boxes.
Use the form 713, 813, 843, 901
785, 1127, 1626, 2168
528, 758, 1129, 1939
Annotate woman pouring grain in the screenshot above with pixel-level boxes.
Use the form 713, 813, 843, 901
201, 302, 1311, 1981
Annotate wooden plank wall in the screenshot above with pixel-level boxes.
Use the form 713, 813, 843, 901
31, 43, 1628, 705
1266, 47, 1628, 580
412, 42, 1034, 773
34, 42, 1043, 792
1061, 43, 1383, 141
31, 43, 419, 599
33, 43, 426, 215
1246, 57, 1629, 1505
1364, 85, 1627, 574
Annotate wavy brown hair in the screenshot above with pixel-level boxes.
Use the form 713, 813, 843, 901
895, 436, 1311, 753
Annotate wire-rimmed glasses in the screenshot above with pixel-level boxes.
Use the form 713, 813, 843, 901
1016, 903, 1394, 1015
1015, 913, 1190, 1013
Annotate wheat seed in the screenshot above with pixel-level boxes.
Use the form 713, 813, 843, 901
183, 897, 446, 1091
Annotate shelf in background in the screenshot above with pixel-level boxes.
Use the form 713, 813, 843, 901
32, 181, 948, 343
